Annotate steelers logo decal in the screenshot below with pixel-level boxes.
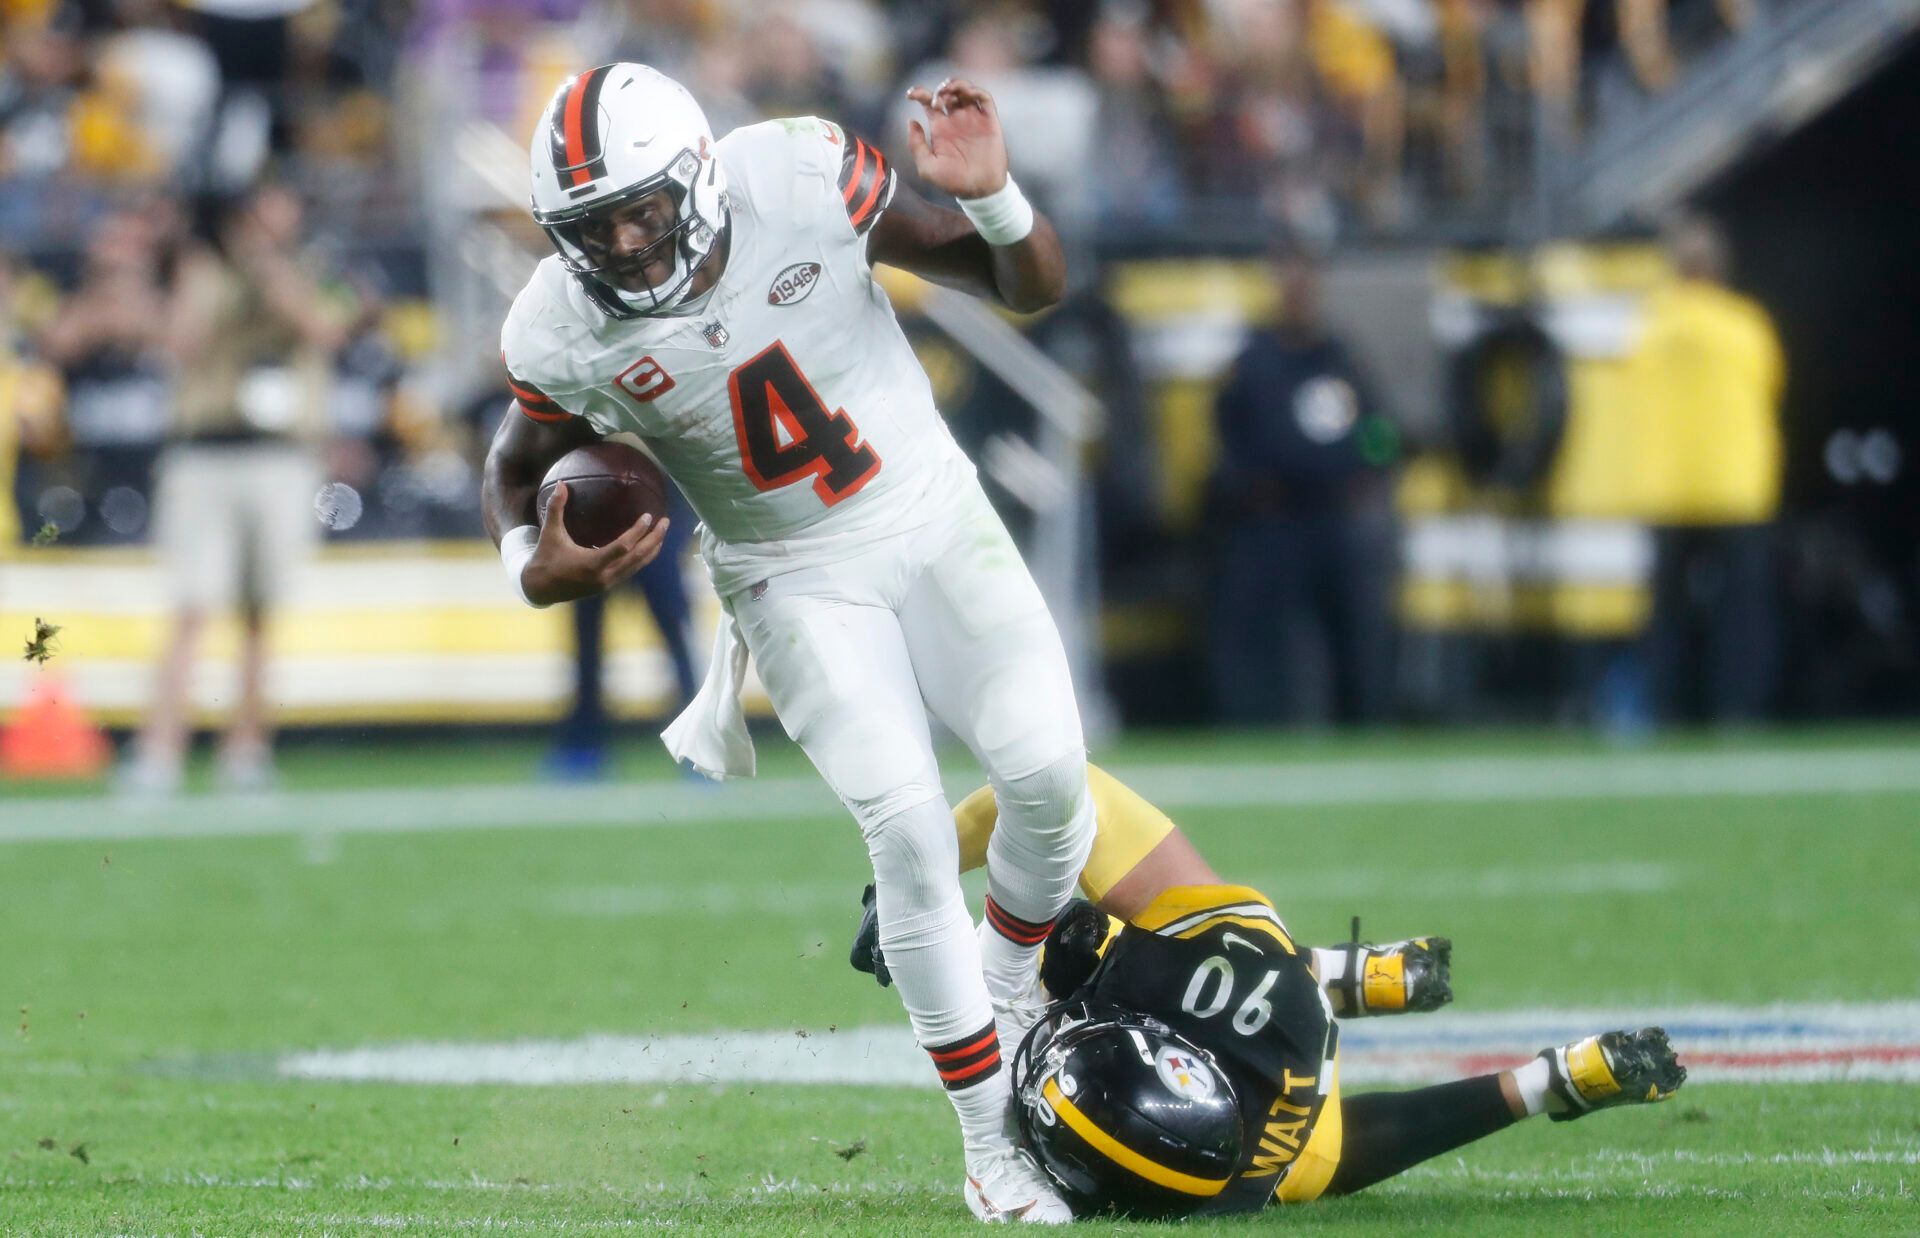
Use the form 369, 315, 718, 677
1153, 1046, 1217, 1100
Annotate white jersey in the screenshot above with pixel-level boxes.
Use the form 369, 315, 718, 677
501, 116, 972, 562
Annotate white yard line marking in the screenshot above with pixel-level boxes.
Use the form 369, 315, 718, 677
539, 863, 1679, 923
4, 745, 1917, 845
542, 881, 855, 918
276, 1001, 1920, 1089
0, 1171, 939, 1199
1594, 1149, 1920, 1168
1246, 861, 1679, 900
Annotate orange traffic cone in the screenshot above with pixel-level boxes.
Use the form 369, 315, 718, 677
1, 673, 111, 778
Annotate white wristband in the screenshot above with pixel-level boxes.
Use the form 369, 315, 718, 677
500, 524, 548, 608
958, 175, 1035, 247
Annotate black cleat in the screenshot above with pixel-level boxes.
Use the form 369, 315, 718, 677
1333, 930, 1453, 1016
1037, 899, 1113, 1001
1388, 936, 1453, 1014
1540, 1026, 1687, 1121
849, 884, 891, 988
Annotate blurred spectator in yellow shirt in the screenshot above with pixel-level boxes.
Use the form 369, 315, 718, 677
1630, 211, 1786, 724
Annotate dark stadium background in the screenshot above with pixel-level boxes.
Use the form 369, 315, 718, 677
7, 2, 1917, 749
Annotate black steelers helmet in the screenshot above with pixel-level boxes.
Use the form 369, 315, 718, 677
1011, 1003, 1243, 1219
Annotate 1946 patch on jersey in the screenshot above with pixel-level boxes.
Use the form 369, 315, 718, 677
768, 262, 823, 307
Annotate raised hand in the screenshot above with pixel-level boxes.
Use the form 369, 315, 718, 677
521, 482, 671, 605
903, 78, 1010, 200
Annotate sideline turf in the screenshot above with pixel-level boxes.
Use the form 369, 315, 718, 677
3, 730, 1916, 1233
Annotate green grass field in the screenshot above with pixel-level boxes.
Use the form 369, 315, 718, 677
3, 728, 1917, 1234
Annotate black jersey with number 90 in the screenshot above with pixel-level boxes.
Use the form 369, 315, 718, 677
1071, 892, 1339, 1213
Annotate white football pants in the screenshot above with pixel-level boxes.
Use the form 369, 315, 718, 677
731, 479, 1090, 1065
732, 480, 1086, 830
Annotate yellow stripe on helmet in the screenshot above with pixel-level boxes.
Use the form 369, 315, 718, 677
1041, 1079, 1230, 1198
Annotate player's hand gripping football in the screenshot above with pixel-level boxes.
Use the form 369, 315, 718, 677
903, 78, 1009, 200
520, 482, 670, 605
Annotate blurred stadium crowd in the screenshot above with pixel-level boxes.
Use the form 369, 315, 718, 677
0, 0, 1768, 541
0, 0, 1762, 246
5, 0, 1906, 757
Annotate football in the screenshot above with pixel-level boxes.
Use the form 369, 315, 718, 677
536, 442, 669, 549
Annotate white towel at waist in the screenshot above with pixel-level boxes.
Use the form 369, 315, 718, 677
661, 455, 977, 781
660, 606, 755, 780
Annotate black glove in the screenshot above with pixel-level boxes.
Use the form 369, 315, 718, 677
1038, 899, 1111, 1000
849, 883, 891, 988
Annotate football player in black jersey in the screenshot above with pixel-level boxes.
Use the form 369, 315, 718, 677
852, 764, 1686, 1218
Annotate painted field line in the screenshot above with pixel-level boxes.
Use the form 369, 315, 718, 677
5, 745, 1919, 845
1243, 861, 1678, 900
1117, 746, 1920, 810
0, 1171, 937, 1201
1424, 1149, 1920, 1181
277, 1000, 1920, 1089
539, 862, 1681, 921
541, 881, 856, 917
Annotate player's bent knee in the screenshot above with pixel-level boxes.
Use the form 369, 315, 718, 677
847, 780, 947, 840
862, 795, 964, 902
969, 701, 1084, 789
993, 749, 1093, 823
799, 716, 944, 832
991, 750, 1096, 858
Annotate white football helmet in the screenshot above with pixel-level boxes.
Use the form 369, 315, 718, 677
529, 63, 729, 318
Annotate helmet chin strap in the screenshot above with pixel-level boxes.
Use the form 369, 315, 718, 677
607, 203, 723, 317
612, 247, 697, 315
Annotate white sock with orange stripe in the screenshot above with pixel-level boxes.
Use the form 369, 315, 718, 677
865, 798, 1010, 1155
980, 894, 1054, 999
980, 754, 1096, 998
928, 1020, 1014, 1157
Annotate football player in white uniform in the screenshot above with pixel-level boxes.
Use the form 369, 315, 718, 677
481, 65, 1095, 1222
